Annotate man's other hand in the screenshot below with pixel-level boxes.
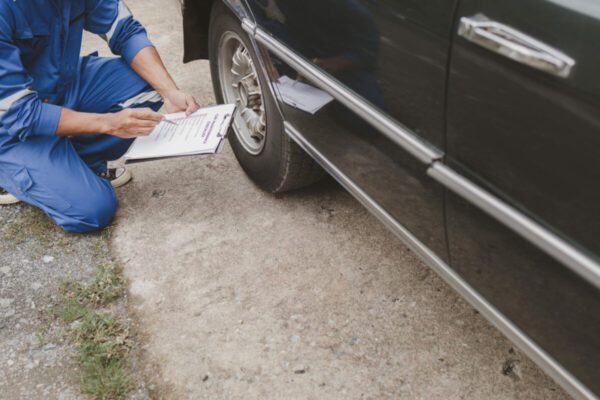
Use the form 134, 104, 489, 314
161, 89, 200, 115
104, 108, 164, 138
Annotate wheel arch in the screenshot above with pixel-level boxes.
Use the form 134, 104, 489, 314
183, 0, 255, 63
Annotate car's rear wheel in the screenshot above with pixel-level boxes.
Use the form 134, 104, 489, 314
208, 2, 324, 193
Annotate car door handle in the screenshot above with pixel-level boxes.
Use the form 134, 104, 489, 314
458, 14, 575, 78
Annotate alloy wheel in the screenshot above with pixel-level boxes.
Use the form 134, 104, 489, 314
218, 31, 267, 155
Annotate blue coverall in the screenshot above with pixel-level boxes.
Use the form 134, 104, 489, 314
0, 0, 163, 232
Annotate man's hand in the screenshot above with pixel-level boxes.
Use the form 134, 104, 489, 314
130, 47, 200, 115
103, 108, 164, 138
160, 89, 200, 115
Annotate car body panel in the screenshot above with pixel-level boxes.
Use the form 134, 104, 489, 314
445, 0, 600, 394
182, 0, 252, 62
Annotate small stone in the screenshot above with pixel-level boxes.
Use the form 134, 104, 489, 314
290, 335, 300, 343
6, 359, 14, 367
502, 359, 522, 381
70, 320, 81, 330
0, 298, 14, 308
42, 255, 55, 264
31, 282, 42, 290
151, 189, 166, 198
0, 266, 10, 274
293, 366, 308, 374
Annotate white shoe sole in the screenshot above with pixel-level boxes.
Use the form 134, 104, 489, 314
110, 167, 133, 188
0, 193, 21, 205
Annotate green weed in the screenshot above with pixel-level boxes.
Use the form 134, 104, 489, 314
60, 263, 124, 306
55, 262, 132, 399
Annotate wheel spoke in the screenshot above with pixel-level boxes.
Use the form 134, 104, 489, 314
219, 32, 267, 154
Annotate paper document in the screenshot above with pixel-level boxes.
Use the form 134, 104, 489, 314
124, 104, 236, 163
275, 76, 334, 114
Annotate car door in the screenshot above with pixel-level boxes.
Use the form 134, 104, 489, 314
243, 0, 458, 260
444, 0, 600, 397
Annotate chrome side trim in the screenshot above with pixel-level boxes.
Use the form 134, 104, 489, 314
241, 18, 256, 35
284, 122, 598, 400
243, 16, 599, 395
223, 0, 255, 24
243, 16, 600, 292
242, 20, 442, 164
428, 162, 600, 290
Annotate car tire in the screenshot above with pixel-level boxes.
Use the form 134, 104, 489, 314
208, 2, 324, 193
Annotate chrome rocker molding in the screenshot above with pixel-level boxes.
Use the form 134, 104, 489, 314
241, 17, 598, 400
428, 163, 600, 290
284, 122, 597, 400
242, 19, 442, 164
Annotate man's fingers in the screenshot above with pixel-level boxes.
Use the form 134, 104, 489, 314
134, 120, 160, 128
132, 108, 164, 122
185, 95, 200, 116
124, 127, 154, 138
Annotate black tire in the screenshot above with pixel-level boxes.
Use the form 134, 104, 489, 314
208, 3, 324, 193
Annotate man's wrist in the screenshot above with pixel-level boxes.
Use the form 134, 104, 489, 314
156, 86, 179, 100
96, 113, 114, 135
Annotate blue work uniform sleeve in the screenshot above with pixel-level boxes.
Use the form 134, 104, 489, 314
85, 0, 153, 64
0, 11, 61, 140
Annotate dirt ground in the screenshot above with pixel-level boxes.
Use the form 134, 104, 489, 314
109, 1, 570, 399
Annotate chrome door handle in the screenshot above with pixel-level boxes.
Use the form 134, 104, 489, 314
458, 14, 575, 78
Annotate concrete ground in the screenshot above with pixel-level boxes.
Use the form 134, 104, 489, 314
110, 1, 570, 400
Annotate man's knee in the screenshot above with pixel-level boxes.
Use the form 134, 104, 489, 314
59, 185, 118, 233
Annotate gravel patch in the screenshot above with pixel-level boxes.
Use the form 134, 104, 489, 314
0, 204, 148, 399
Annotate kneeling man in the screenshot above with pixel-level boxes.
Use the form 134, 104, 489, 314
0, 0, 199, 232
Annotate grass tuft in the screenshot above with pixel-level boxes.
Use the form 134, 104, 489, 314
55, 262, 132, 399
60, 263, 124, 306
75, 312, 132, 400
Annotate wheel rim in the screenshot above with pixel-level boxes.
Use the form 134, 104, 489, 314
218, 31, 267, 155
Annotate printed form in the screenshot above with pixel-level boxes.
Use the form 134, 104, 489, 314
124, 104, 236, 163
